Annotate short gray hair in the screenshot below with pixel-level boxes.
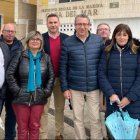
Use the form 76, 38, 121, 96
96, 23, 111, 33
74, 14, 91, 25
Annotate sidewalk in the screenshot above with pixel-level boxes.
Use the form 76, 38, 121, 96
0, 96, 139, 140
0, 96, 76, 139
47, 96, 75, 139
0, 95, 106, 139
0, 96, 140, 139
45, 95, 109, 139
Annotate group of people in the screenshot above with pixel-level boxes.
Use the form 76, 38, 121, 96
0, 13, 140, 140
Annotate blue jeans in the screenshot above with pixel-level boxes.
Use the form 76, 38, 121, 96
4, 97, 16, 140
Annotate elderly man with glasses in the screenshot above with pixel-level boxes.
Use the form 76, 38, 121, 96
96, 23, 111, 44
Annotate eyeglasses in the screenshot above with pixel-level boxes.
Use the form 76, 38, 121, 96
75, 23, 90, 27
3, 30, 16, 34
30, 38, 41, 42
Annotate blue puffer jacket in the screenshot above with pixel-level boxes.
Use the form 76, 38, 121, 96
98, 44, 140, 120
60, 33, 104, 92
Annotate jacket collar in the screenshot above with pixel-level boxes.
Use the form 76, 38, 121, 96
113, 41, 131, 52
74, 31, 91, 43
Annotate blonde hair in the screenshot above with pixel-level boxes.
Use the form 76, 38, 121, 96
24, 31, 43, 51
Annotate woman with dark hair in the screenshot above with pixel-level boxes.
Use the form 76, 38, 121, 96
6, 31, 55, 140
98, 24, 140, 138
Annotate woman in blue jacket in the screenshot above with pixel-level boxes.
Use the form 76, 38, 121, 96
98, 24, 140, 123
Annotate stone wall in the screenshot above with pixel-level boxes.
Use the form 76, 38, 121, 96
37, 0, 140, 38
15, 0, 36, 39
0, 0, 14, 26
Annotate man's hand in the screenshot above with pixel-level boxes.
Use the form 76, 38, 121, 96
63, 90, 72, 99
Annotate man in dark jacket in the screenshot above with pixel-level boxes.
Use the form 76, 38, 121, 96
39, 14, 68, 140
96, 23, 111, 140
0, 23, 23, 140
60, 14, 104, 139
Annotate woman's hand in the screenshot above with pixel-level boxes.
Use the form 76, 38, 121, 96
63, 90, 72, 99
109, 94, 119, 104
118, 97, 130, 108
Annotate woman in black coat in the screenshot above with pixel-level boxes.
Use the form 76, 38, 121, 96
6, 31, 55, 140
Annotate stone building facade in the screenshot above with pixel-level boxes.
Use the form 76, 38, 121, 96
15, 0, 36, 39
0, 0, 36, 39
0, 0, 14, 29
37, 0, 140, 38
1, 0, 140, 39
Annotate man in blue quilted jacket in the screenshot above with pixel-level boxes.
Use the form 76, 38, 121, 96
60, 14, 104, 140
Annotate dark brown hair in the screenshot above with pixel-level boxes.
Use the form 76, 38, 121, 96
47, 13, 59, 21
105, 24, 138, 53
